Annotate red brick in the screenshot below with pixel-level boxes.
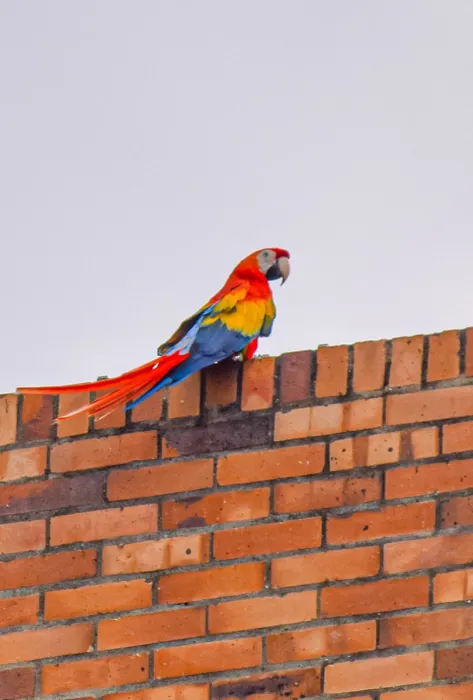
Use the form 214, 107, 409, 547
168, 373, 201, 418
0, 549, 96, 591
380, 683, 473, 699
98, 607, 205, 650
267, 620, 375, 663
0, 445, 47, 481
390, 335, 424, 387
57, 393, 90, 437
155, 637, 262, 679
466, 327, 473, 376
0, 519, 46, 554
353, 340, 386, 392
214, 517, 321, 560
50, 504, 157, 545
387, 385, 473, 425
103, 533, 209, 575
42, 653, 149, 693
0, 622, 92, 664
131, 391, 164, 422
45, 579, 152, 620
384, 532, 473, 573
434, 568, 473, 603
321, 576, 429, 617
427, 330, 460, 382
211, 668, 321, 700
218, 443, 325, 485
21, 394, 54, 440
0, 668, 35, 700
327, 502, 435, 545
93, 388, 126, 429
279, 351, 312, 404
325, 651, 434, 693
241, 357, 275, 411
162, 488, 269, 529
315, 345, 348, 398
380, 606, 473, 648
209, 591, 317, 634
275, 398, 383, 441
50, 430, 157, 472
274, 473, 380, 514
272, 546, 380, 588
0, 395, 17, 446
205, 360, 239, 408
386, 459, 473, 500
106, 686, 209, 700
443, 421, 473, 453
108, 459, 213, 500
442, 494, 473, 528
437, 645, 473, 679
0, 595, 39, 629
159, 562, 265, 604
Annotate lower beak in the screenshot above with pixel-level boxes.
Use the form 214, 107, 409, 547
278, 256, 290, 285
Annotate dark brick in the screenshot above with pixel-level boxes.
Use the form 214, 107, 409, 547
437, 645, 473, 679
20, 395, 55, 441
0, 667, 35, 700
161, 414, 272, 456
212, 667, 321, 700
204, 360, 239, 408
280, 351, 312, 405
0, 472, 105, 517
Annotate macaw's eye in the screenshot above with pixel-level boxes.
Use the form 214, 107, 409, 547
263, 251, 270, 258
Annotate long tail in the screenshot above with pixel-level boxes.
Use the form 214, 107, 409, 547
17, 351, 188, 423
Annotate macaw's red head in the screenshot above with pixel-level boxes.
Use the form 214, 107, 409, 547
235, 247, 291, 285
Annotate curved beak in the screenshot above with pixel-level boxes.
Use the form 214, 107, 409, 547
278, 256, 290, 285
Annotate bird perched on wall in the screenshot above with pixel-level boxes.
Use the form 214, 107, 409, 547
17, 248, 290, 422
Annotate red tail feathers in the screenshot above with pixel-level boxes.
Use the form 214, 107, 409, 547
17, 351, 187, 422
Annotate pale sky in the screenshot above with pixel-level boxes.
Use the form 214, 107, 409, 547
2, 1, 473, 392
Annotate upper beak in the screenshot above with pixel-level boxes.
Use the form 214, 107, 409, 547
278, 256, 290, 285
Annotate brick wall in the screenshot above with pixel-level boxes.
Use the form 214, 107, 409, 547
2, 328, 473, 698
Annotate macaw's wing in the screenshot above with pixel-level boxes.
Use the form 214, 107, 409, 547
259, 297, 277, 337
157, 282, 250, 356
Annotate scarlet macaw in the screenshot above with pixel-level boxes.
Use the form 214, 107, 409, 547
17, 247, 290, 422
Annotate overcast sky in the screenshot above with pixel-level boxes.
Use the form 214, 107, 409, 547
2, 1, 473, 392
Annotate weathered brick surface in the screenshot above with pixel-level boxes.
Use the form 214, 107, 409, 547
3, 325, 473, 697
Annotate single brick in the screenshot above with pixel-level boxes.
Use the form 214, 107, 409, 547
0, 395, 17, 447
20, 394, 54, 441
131, 391, 164, 422
218, 443, 325, 485
379, 683, 473, 699
274, 473, 381, 514
205, 360, 239, 408
241, 357, 275, 411
211, 668, 321, 700
441, 494, 473, 528
0, 520, 46, 554
387, 385, 473, 425
108, 459, 214, 500
274, 398, 383, 441
57, 393, 90, 437
0, 668, 35, 700
427, 330, 460, 382
386, 459, 473, 500
321, 576, 429, 617
267, 620, 376, 663
315, 345, 348, 398
50, 504, 157, 545
168, 373, 201, 418
325, 651, 434, 693
279, 351, 312, 404
103, 533, 209, 575
162, 488, 270, 529
443, 420, 473, 453
0, 471, 105, 517
380, 606, 473, 648
42, 653, 149, 693
155, 637, 262, 679
353, 340, 386, 392
437, 645, 473, 680
45, 579, 152, 620
389, 335, 424, 387
434, 568, 473, 603
0, 445, 47, 482
209, 591, 317, 634
0, 595, 39, 629
0, 622, 93, 664
0, 549, 96, 591
50, 431, 157, 472
213, 517, 322, 560
107, 685, 209, 700
384, 532, 473, 573
327, 502, 435, 545
159, 562, 265, 604
271, 546, 380, 588
98, 607, 205, 650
